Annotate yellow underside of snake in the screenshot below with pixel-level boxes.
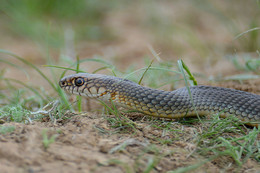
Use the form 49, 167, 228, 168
59, 73, 260, 126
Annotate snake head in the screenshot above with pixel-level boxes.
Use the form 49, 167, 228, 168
59, 74, 85, 88
59, 73, 109, 98
59, 73, 89, 95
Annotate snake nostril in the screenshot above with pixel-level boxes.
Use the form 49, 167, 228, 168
59, 80, 66, 87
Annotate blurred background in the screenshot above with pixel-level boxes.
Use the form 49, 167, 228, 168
0, 0, 259, 96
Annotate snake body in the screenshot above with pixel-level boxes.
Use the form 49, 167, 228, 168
59, 73, 260, 125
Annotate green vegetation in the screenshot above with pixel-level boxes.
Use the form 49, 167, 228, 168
0, 0, 116, 47
197, 114, 259, 165
0, 104, 30, 122
0, 126, 15, 134
99, 99, 137, 133
42, 129, 58, 149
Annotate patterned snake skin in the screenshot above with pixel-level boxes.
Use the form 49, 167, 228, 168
59, 73, 260, 125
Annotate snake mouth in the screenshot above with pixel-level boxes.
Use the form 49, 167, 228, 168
59, 76, 75, 88
59, 76, 70, 88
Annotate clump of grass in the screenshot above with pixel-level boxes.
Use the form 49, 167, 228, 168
245, 57, 260, 73
100, 100, 137, 133
105, 159, 133, 173
0, 126, 15, 134
106, 144, 167, 173
131, 144, 178, 173
167, 158, 212, 173
229, 53, 260, 74
0, 104, 31, 123
42, 129, 58, 150
141, 156, 160, 173
224, 27, 260, 82
222, 52, 260, 82
0, 50, 74, 122
196, 114, 260, 165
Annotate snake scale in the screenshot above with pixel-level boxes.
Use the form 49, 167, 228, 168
59, 73, 260, 126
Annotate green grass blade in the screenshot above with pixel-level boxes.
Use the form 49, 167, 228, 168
168, 158, 213, 173
0, 58, 29, 78
56, 86, 72, 110
76, 56, 82, 112
148, 45, 162, 62
3, 78, 47, 102
44, 65, 86, 74
0, 49, 57, 91
92, 66, 113, 74
178, 59, 197, 86
223, 74, 259, 81
177, 59, 201, 122
79, 57, 114, 67
138, 59, 154, 85
123, 67, 180, 81
234, 27, 260, 40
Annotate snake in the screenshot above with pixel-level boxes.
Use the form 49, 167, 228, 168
59, 73, 260, 126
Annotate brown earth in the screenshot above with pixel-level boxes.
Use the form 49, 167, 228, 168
0, 110, 259, 173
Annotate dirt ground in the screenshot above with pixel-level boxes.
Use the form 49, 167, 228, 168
0, 110, 259, 173
0, 1, 260, 173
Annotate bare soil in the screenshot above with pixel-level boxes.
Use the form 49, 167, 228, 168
1, 109, 259, 173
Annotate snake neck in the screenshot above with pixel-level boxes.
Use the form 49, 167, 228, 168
99, 77, 170, 104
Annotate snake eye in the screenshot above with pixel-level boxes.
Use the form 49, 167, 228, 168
75, 78, 84, 86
